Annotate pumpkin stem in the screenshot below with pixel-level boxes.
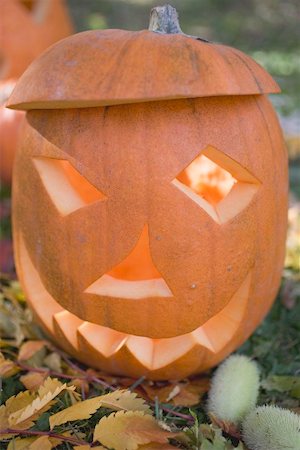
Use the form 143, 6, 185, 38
149, 5, 183, 34
148, 4, 209, 42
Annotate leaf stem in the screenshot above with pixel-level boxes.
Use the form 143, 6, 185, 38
16, 361, 114, 390
0, 429, 88, 446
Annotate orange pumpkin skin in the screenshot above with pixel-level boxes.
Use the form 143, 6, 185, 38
9, 12, 288, 379
0, 0, 73, 81
0, 80, 25, 185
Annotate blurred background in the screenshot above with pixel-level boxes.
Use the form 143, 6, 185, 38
0, 0, 299, 274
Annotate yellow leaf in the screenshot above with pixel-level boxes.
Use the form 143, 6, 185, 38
74, 446, 106, 450
29, 436, 52, 450
138, 444, 178, 450
93, 411, 174, 450
50, 389, 151, 429
5, 391, 36, 415
99, 389, 152, 414
0, 358, 19, 378
7, 436, 57, 450
18, 341, 46, 361
20, 372, 48, 391
7, 437, 36, 450
8, 377, 74, 429
0, 360, 18, 377
0, 405, 9, 431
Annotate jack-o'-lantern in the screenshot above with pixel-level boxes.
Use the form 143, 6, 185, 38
8, 6, 288, 380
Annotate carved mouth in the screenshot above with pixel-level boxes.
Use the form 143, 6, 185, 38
18, 236, 251, 371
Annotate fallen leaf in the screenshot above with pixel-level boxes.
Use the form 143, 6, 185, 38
43, 352, 62, 372
0, 391, 35, 431
29, 436, 52, 450
0, 353, 19, 377
94, 410, 176, 450
71, 377, 90, 396
20, 371, 48, 391
142, 378, 209, 407
8, 377, 75, 429
138, 444, 177, 449
7, 437, 36, 450
74, 446, 106, 450
262, 376, 300, 399
18, 341, 46, 362
50, 389, 151, 429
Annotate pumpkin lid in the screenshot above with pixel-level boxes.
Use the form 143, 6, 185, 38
7, 5, 280, 110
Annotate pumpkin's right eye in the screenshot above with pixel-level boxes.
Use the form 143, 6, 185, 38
172, 145, 260, 224
33, 157, 106, 216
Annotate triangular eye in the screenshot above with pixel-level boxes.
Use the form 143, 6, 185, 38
172, 145, 260, 224
33, 157, 106, 216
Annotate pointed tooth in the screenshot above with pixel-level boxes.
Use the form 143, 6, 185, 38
126, 336, 154, 369
53, 311, 83, 350
78, 323, 127, 357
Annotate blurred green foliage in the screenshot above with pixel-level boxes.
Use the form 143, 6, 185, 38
66, 0, 300, 117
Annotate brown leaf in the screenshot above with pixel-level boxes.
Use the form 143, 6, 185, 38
0, 353, 19, 378
209, 413, 242, 440
74, 446, 106, 450
71, 378, 90, 396
18, 341, 46, 362
20, 371, 48, 391
94, 410, 177, 450
142, 377, 209, 407
138, 444, 178, 449
173, 378, 210, 406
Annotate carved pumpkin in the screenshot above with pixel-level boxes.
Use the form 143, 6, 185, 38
8, 6, 288, 379
0, 0, 73, 185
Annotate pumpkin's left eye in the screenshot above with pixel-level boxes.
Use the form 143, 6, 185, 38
33, 157, 106, 216
172, 145, 260, 224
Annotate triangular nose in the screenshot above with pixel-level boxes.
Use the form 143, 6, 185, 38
108, 225, 161, 281
85, 225, 173, 299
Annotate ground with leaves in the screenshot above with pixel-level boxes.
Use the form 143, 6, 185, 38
0, 214, 299, 449
0, 148, 299, 449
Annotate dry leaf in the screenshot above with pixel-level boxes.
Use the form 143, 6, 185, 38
29, 436, 53, 450
71, 377, 90, 396
94, 410, 176, 450
43, 352, 62, 372
50, 389, 151, 429
142, 377, 210, 407
7, 435, 64, 450
20, 371, 48, 391
0, 353, 19, 377
8, 377, 75, 429
7, 437, 36, 450
138, 444, 178, 449
18, 341, 46, 361
74, 446, 106, 450
0, 391, 36, 432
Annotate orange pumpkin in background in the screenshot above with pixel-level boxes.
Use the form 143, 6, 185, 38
8, 6, 288, 380
0, 80, 24, 185
0, 0, 73, 185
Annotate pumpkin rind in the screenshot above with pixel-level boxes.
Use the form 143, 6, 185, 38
12, 95, 287, 341
7, 29, 279, 110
